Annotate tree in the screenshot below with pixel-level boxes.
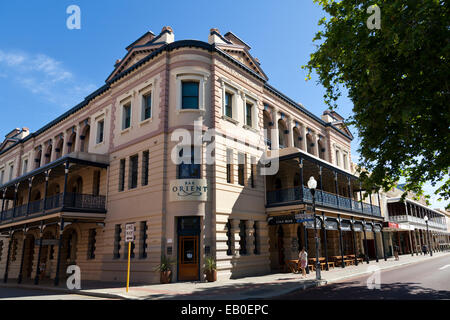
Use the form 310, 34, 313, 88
304, 0, 449, 203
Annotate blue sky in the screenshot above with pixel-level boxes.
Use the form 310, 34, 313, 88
0, 0, 446, 209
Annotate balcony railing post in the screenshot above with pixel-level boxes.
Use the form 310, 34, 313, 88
26, 178, 32, 217
369, 191, 373, 215
0, 189, 6, 222
12, 184, 18, 219
377, 192, 381, 216
334, 172, 339, 208
42, 171, 49, 214
62, 161, 69, 208
347, 177, 352, 212
319, 166, 323, 204
299, 158, 304, 202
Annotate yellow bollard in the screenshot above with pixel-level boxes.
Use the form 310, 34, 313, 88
126, 241, 131, 293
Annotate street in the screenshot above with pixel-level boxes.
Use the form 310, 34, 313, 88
276, 254, 450, 300
0, 287, 111, 300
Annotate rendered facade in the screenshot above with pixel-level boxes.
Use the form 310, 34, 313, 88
0, 27, 448, 286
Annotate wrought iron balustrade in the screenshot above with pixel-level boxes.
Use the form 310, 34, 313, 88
266, 185, 381, 217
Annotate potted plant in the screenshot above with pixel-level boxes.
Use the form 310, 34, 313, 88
204, 256, 217, 282
155, 255, 174, 284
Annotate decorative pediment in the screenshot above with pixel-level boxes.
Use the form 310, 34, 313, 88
218, 46, 267, 80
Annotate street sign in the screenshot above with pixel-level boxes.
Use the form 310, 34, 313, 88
125, 223, 135, 243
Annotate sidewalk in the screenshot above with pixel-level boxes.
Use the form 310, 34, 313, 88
1, 251, 449, 300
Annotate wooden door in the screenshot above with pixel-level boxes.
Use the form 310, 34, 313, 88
178, 235, 199, 281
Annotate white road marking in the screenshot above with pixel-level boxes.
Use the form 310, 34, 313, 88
439, 264, 450, 270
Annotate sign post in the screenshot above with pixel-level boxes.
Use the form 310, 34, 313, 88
125, 223, 135, 293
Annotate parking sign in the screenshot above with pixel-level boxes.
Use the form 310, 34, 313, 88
125, 223, 135, 243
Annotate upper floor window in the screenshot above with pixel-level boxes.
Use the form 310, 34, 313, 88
9, 164, 14, 181
96, 120, 104, 144
237, 153, 245, 186
181, 81, 199, 109
335, 150, 340, 167
22, 159, 28, 175
225, 92, 233, 118
119, 159, 126, 192
142, 92, 152, 121
177, 146, 201, 179
0, 170, 4, 185
122, 102, 131, 130
343, 153, 348, 170
245, 102, 253, 127
129, 154, 139, 189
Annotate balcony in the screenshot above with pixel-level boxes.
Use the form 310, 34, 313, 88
266, 186, 381, 218
0, 192, 106, 224
390, 215, 447, 231
265, 149, 382, 219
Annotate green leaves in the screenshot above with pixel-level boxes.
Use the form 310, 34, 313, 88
306, 0, 450, 202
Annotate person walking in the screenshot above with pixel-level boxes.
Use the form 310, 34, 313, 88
394, 245, 399, 261
298, 247, 308, 279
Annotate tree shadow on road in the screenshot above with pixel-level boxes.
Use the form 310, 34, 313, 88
274, 281, 450, 300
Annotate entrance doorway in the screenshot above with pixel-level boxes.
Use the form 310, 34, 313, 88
177, 217, 200, 281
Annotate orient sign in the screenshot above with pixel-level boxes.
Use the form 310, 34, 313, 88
170, 179, 208, 202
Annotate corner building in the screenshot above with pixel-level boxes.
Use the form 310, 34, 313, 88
0, 27, 387, 285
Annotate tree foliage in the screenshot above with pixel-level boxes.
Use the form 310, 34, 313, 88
305, 0, 450, 204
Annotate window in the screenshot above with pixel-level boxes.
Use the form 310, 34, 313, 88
125, 241, 135, 260
343, 153, 348, 170
239, 220, 247, 255
22, 159, 28, 175
9, 164, 14, 181
140, 221, 148, 259
10, 238, 17, 262
142, 151, 149, 186
0, 240, 3, 261
119, 159, 125, 192
335, 150, 340, 167
96, 120, 104, 144
93, 170, 101, 196
226, 149, 233, 183
0, 170, 4, 185
253, 221, 259, 255
87, 229, 96, 260
237, 153, 245, 186
129, 155, 139, 189
181, 81, 199, 109
177, 146, 201, 179
122, 102, 131, 130
142, 93, 152, 121
225, 92, 233, 118
226, 220, 232, 256
113, 224, 121, 259
245, 102, 253, 127
250, 156, 256, 188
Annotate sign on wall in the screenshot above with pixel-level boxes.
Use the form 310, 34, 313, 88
125, 223, 135, 243
169, 179, 208, 202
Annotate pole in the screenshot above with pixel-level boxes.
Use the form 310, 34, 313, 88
126, 242, 131, 293
312, 189, 321, 280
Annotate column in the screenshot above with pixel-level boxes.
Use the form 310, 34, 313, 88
54, 218, 64, 286
62, 132, 69, 156
26, 178, 32, 216
299, 158, 304, 201
303, 223, 309, 274
17, 230, 27, 284
337, 216, 345, 268
300, 124, 307, 151
322, 213, 329, 271
0, 190, 5, 222
351, 222, 358, 266
42, 171, 49, 213
74, 123, 82, 152
363, 225, 369, 263
12, 185, 18, 219
271, 109, 279, 150
3, 232, 12, 283
380, 229, 387, 261
373, 222, 379, 262
287, 118, 294, 148
34, 223, 44, 285
62, 161, 69, 208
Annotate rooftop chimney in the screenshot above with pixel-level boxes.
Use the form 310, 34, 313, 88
208, 28, 227, 45
159, 26, 174, 43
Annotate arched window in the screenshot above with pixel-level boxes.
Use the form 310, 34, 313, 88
293, 127, 301, 148
318, 139, 326, 160
306, 133, 314, 154
278, 119, 287, 149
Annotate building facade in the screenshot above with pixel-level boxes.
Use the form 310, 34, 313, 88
0, 27, 447, 286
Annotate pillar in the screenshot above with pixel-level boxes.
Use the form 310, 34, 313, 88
34, 224, 44, 285
3, 232, 12, 283
54, 218, 64, 286
322, 213, 329, 270
17, 230, 27, 284
337, 216, 345, 268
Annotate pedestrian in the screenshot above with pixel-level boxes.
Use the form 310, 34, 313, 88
393, 245, 399, 261
422, 244, 427, 255
298, 247, 308, 279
